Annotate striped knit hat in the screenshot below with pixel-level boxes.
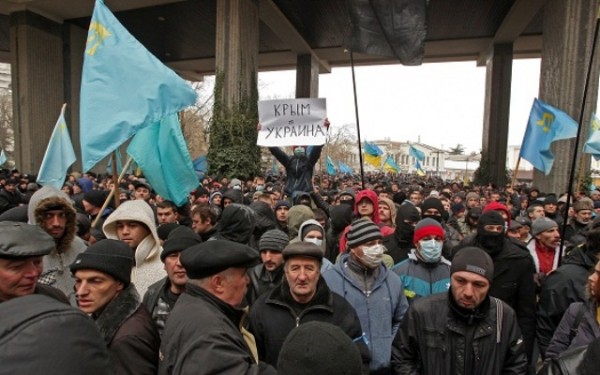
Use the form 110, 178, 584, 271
346, 218, 382, 248
259, 229, 290, 252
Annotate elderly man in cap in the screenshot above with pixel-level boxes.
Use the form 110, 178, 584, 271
159, 239, 276, 374
249, 242, 370, 371
564, 198, 594, 243
527, 217, 561, 286
143, 226, 202, 337
323, 218, 408, 374
70, 239, 160, 375
0, 221, 68, 303
392, 247, 527, 374
26, 186, 87, 304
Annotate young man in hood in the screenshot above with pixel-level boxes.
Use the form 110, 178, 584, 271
103, 200, 163, 296
28, 186, 87, 304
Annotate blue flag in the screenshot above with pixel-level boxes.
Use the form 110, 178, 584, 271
383, 155, 400, 173
80, 0, 197, 172
339, 161, 353, 174
37, 105, 77, 190
192, 155, 208, 180
409, 145, 425, 161
326, 155, 337, 175
106, 146, 123, 174
127, 114, 198, 206
364, 141, 383, 167
0, 149, 6, 166
583, 113, 600, 161
519, 98, 578, 175
415, 160, 425, 176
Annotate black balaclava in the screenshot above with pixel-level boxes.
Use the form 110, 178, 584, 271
421, 197, 445, 223
476, 211, 505, 257
395, 203, 420, 241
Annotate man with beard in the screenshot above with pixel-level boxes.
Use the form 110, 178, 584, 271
564, 198, 594, 243
526, 217, 561, 288
143, 226, 201, 337
28, 186, 87, 304
384, 203, 420, 264
455, 210, 536, 362
247, 229, 289, 306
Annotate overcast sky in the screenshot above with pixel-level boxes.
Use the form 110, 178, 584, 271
256, 58, 542, 154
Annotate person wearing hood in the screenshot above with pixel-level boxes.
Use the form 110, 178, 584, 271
322, 218, 408, 374
378, 196, 397, 230
384, 203, 421, 264
338, 189, 394, 254
392, 218, 451, 304
291, 191, 312, 207
213, 203, 257, 247
103, 200, 164, 297
326, 204, 353, 263
221, 187, 245, 209
286, 204, 315, 240
537, 223, 600, 357
455, 210, 537, 362
28, 186, 87, 305
420, 197, 463, 258
250, 200, 278, 245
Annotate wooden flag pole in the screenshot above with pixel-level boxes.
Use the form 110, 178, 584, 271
576, 157, 587, 195
111, 151, 120, 209
92, 156, 133, 229
349, 50, 365, 189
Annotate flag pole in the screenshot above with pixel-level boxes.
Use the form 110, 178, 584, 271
350, 50, 365, 188
559, 7, 600, 264
111, 150, 120, 208
92, 156, 133, 229
576, 156, 587, 194
510, 156, 521, 190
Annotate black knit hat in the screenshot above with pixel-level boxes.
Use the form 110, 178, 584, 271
259, 229, 289, 252
421, 197, 444, 214
161, 226, 202, 261
346, 218, 382, 248
83, 190, 108, 208
451, 246, 494, 283
70, 239, 134, 286
157, 223, 180, 241
277, 321, 362, 375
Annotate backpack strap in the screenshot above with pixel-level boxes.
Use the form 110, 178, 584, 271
494, 297, 503, 344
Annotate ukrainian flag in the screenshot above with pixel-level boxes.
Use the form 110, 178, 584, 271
364, 141, 383, 167
383, 154, 400, 173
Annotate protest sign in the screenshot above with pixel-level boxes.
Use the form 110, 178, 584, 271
257, 98, 327, 146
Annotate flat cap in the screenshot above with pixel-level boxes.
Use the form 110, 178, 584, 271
180, 240, 260, 279
0, 221, 55, 258
282, 242, 323, 261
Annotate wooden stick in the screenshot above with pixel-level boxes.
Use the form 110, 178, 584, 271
92, 156, 133, 229
511, 156, 521, 190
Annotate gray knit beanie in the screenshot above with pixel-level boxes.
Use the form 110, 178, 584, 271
346, 218, 382, 248
531, 217, 558, 236
259, 229, 289, 252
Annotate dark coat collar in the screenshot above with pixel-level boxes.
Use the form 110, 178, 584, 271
94, 283, 140, 344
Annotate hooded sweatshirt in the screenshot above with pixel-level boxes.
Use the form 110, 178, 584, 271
28, 186, 87, 305
103, 200, 163, 297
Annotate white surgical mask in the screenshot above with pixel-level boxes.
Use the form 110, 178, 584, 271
304, 237, 323, 247
233, 185, 241, 190
360, 244, 384, 268
418, 239, 443, 263
256, 184, 265, 191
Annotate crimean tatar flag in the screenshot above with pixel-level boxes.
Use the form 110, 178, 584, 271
80, 0, 197, 171
583, 113, 600, 161
37, 105, 77, 190
519, 98, 578, 175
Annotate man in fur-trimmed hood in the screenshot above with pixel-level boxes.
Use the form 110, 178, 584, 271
28, 186, 86, 305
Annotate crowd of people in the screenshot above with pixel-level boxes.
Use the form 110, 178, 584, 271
1, 160, 600, 374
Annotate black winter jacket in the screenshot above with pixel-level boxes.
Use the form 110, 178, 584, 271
246, 264, 284, 307
537, 245, 598, 357
248, 277, 370, 371
160, 283, 277, 375
392, 292, 528, 375
545, 301, 600, 360
269, 145, 322, 196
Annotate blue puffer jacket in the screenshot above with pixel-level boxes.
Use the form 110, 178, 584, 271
391, 250, 451, 304
322, 254, 408, 374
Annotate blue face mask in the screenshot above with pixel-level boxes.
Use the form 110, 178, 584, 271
294, 147, 305, 157
418, 239, 443, 263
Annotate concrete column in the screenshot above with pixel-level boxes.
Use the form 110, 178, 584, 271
482, 43, 513, 187
10, 11, 65, 174
295, 54, 319, 98
534, 0, 600, 193
215, 0, 259, 108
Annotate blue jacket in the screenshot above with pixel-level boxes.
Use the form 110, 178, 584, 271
392, 250, 451, 304
322, 254, 408, 374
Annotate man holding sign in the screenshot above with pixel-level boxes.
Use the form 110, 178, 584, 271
257, 98, 329, 198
